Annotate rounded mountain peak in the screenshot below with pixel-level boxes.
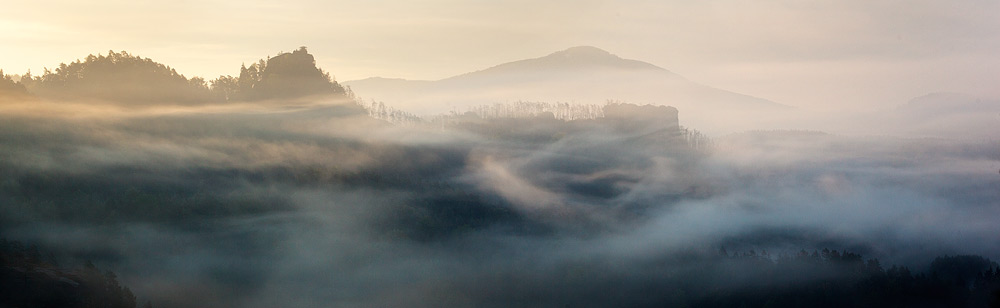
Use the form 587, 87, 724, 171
548, 46, 617, 60
443, 46, 669, 81
519, 46, 663, 71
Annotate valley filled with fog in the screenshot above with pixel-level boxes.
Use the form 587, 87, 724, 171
1, 46, 999, 307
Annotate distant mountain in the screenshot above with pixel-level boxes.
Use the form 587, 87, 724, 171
889, 92, 1000, 138
446, 46, 666, 78
345, 46, 787, 132
898, 92, 1000, 117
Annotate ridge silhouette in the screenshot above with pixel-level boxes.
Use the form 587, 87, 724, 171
5, 47, 348, 105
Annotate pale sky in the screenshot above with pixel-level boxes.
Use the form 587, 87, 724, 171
2, 0, 998, 110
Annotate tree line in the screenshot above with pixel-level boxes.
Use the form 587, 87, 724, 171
1, 47, 349, 104
6, 236, 998, 307
691, 247, 1000, 307
1, 238, 147, 308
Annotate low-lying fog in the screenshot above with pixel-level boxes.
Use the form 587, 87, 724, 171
1, 95, 997, 307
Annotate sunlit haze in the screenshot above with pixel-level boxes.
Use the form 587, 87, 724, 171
3, 0, 999, 110
2, 2, 999, 308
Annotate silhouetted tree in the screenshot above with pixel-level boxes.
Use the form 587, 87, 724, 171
212, 46, 347, 101
1, 238, 139, 308
24, 51, 215, 104
694, 248, 1000, 308
0, 70, 29, 97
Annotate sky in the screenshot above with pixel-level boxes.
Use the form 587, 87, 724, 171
2, 2, 1000, 306
2, 0, 999, 110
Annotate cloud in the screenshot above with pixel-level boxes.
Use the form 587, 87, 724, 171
1, 95, 998, 307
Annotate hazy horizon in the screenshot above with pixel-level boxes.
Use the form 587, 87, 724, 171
2, 2, 999, 308
4, 0, 1000, 111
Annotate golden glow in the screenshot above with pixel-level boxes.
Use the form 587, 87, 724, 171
2, 0, 999, 110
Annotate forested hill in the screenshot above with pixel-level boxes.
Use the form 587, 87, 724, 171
693, 249, 1000, 308
1, 47, 348, 104
5, 236, 999, 308
1, 238, 142, 308
211, 47, 348, 101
